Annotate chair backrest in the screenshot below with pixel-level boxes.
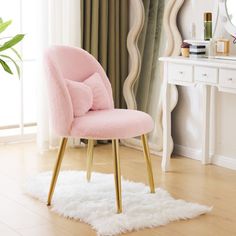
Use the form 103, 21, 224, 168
44, 45, 114, 136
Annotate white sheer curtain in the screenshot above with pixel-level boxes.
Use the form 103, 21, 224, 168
36, 0, 81, 152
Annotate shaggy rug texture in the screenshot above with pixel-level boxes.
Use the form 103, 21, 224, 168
25, 171, 211, 236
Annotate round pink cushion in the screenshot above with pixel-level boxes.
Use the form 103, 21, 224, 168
70, 109, 154, 139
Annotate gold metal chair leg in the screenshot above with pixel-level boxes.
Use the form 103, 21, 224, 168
86, 139, 94, 182
141, 134, 155, 193
112, 139, 122, 214
47, 137, 68, 206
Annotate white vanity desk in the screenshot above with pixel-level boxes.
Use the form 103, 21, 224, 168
160, 56, 236, 171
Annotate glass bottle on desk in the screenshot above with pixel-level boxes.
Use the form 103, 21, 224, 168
204, 12, 212, 41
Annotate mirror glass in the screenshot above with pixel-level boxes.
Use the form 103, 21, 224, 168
226, 0, 236, 26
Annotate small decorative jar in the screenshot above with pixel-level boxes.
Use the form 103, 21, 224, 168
181, 42, 190, 57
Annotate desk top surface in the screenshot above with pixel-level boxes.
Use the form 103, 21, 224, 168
159, 56, 236, 69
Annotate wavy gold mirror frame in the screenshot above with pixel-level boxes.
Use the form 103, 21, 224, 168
122, 0, 185, 156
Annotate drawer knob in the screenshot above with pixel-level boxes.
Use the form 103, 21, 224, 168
179, 71, 184, 75
202, 73, 208, 77
228, 78, 233, 81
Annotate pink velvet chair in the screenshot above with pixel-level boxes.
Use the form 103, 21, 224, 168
44, 45, 155, 213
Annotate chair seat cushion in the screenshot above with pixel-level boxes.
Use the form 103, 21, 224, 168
70, 109, 154, 139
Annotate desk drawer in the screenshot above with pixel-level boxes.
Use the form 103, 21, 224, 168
168, 63, 193, 83
195, 66, 218, 84
219, 69, 236, 89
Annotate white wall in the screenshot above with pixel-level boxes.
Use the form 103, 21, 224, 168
174, 0, 236, 164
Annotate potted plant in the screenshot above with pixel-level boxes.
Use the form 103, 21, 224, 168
0, 18, 24, 77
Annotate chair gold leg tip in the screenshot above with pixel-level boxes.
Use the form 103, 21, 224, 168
150, 185, 155, 193
86, 175, 91, 182
117, 209, 122, 214
47, 202, 51, 206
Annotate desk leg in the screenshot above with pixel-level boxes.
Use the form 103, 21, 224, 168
162, 64, 172, 172
209, 86, 216, 161
202, 85, 211, 164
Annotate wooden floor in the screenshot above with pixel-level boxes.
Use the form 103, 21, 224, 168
0, 141, 235, 236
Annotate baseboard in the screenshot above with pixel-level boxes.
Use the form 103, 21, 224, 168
174, 144, 236, 170
174, 144, 201, 161
121, 138, 163, 157
211, 155, 236, 170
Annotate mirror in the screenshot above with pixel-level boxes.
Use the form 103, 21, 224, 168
215, 0, 236, 57
226, 0, 236, 27
217, 0, 236, 39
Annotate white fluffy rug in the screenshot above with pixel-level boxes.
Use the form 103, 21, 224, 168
25, 171, 211, 236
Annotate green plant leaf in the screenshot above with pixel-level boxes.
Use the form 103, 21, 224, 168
0, 34, 24, 52
0, 18, 3, 24
11, 47, 22, 61
0, 58, 13, 74
0, 20, 12, 34
0, 54, 20, 78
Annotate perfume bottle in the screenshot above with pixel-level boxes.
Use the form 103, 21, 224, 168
204, 12, 212, 41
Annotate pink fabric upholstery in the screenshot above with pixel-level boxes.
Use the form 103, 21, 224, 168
44, 45, 154, 139
47, 45, 114, 106
66, 72, 113, 117
44, 51, 74, 136
84, 73, 113, 110
66, 79, 93, 117
44, 46, 113, 135
71, 109, 154, 139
